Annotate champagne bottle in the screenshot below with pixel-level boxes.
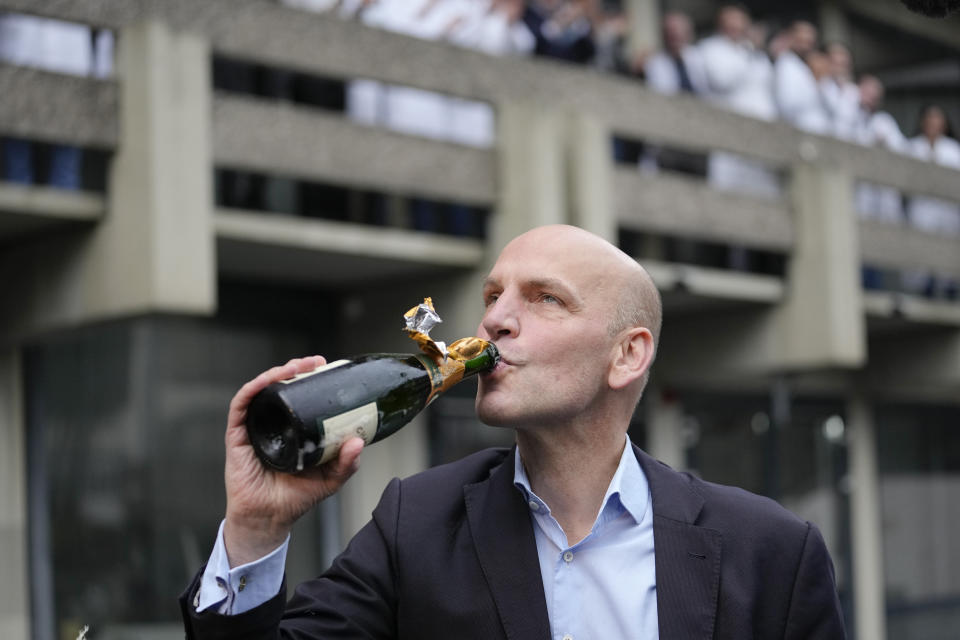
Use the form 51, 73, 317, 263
246, 337, 499, 473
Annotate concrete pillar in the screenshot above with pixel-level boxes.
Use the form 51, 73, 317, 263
0, 350, 29, 639
777, 162, 865, 370
490, 102, 567, 254
846, 393, 887, 640
90, 20, 215, 317
624, 0, 661, 57
0, 20, 215, 343
644, 385, 686, 470
566, 113, 616, 242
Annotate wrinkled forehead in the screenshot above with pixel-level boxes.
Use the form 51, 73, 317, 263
487, 232, 621, 298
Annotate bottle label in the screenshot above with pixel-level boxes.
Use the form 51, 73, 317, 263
279, 359, 349, 385
317, 401, 378, 465
415, 354, 466, 406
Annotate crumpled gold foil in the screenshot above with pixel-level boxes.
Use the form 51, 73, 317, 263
404, 297, 447, 361
403, 298, 491, 364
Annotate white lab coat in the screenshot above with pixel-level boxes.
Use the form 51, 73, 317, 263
346, 0, 426, 130
774, 50, 830, 135
643, 47, 708, 96
906, 134, 960, 234
821, 79, 860, 141
345, 0, 492, 147
347, 0, 531, 148
698, 34, 780, 198
854, 110, 907, 223
451, 2, 535, 57
447, 1, 534, 147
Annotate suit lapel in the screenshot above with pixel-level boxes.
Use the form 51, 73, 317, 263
635, 446, 722, 640
464, 449, 551, 640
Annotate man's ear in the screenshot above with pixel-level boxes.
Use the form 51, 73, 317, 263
608, 327, 655, 390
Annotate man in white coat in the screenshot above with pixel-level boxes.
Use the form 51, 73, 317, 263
820, 43, 860, 141
774, 21, 830, 135
698, 6, 780, 199
904, 104, 960, 298
347, 0, 531, 148
853, 75, 906, 224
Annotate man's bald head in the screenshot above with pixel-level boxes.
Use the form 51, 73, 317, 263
479, 225, 663, 426
502, 225, 662, 350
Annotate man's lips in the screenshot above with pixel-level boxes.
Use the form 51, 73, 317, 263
484, 355, 515, 375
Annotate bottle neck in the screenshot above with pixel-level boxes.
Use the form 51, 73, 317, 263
461, 343, 500, 377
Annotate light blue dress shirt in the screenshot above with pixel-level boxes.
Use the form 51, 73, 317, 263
198, 436, 658, 640
513, 437, 658, 640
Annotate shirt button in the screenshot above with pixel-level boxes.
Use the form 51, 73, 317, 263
238, 576, 247, 592
563, 551, 574, 563
528, 500, 540, 512
562, 635, 574, 640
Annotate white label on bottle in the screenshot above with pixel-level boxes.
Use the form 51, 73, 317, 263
279, 359, 349, 385
318, 401, 379, 464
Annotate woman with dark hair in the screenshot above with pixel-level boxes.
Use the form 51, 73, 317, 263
905, 103, 960, 298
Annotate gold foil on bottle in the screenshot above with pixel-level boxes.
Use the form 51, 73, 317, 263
403, 299, 493, 403
447, 337, 488, 361
404, 297, 447, 361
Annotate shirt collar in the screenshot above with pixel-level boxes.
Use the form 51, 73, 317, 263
513, 435, 650, 526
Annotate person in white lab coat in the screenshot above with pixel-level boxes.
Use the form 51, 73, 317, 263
852, 75, 907, 290
347, 0, 533, 234
447, 0, 534, 148
853, 75, 906, 224
820, 43, 860, 141
904, 104, 960, 298
699, 6, 780, 199
348, 0, 530, 148
774, 21, 830, 135
0, 14, 93, 189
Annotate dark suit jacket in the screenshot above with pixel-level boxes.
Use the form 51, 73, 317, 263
181, 444, 846, 639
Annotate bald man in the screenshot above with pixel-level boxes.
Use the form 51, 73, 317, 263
181, 225, 846, 639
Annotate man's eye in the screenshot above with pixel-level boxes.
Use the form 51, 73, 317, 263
539, 294, 560, 304
484, 294, 499, 306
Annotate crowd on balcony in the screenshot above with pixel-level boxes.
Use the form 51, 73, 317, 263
0, 3, 957, 295
628, 4, 959, 297
295, 0, 957, 296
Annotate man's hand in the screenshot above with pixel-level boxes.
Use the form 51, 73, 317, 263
222, 356, 364, 567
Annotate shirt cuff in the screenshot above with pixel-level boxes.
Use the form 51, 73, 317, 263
197, 519, 290, 615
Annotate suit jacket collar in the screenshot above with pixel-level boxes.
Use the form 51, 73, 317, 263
463, 448, 551, 640
635, 444, 722, 640
464, 445, 721, 640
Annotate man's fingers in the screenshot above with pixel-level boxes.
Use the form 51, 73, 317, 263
228, 356, 327, 427
325, 437, 365, 483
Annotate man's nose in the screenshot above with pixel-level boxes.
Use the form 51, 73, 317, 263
479, 293, 519, 339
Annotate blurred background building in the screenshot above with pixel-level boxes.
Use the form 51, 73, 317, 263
0, 1, 958, 638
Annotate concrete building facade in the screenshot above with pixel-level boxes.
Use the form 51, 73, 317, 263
0, 1, 958, 638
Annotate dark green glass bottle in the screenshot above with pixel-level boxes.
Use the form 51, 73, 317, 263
246, 339, 499, 473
